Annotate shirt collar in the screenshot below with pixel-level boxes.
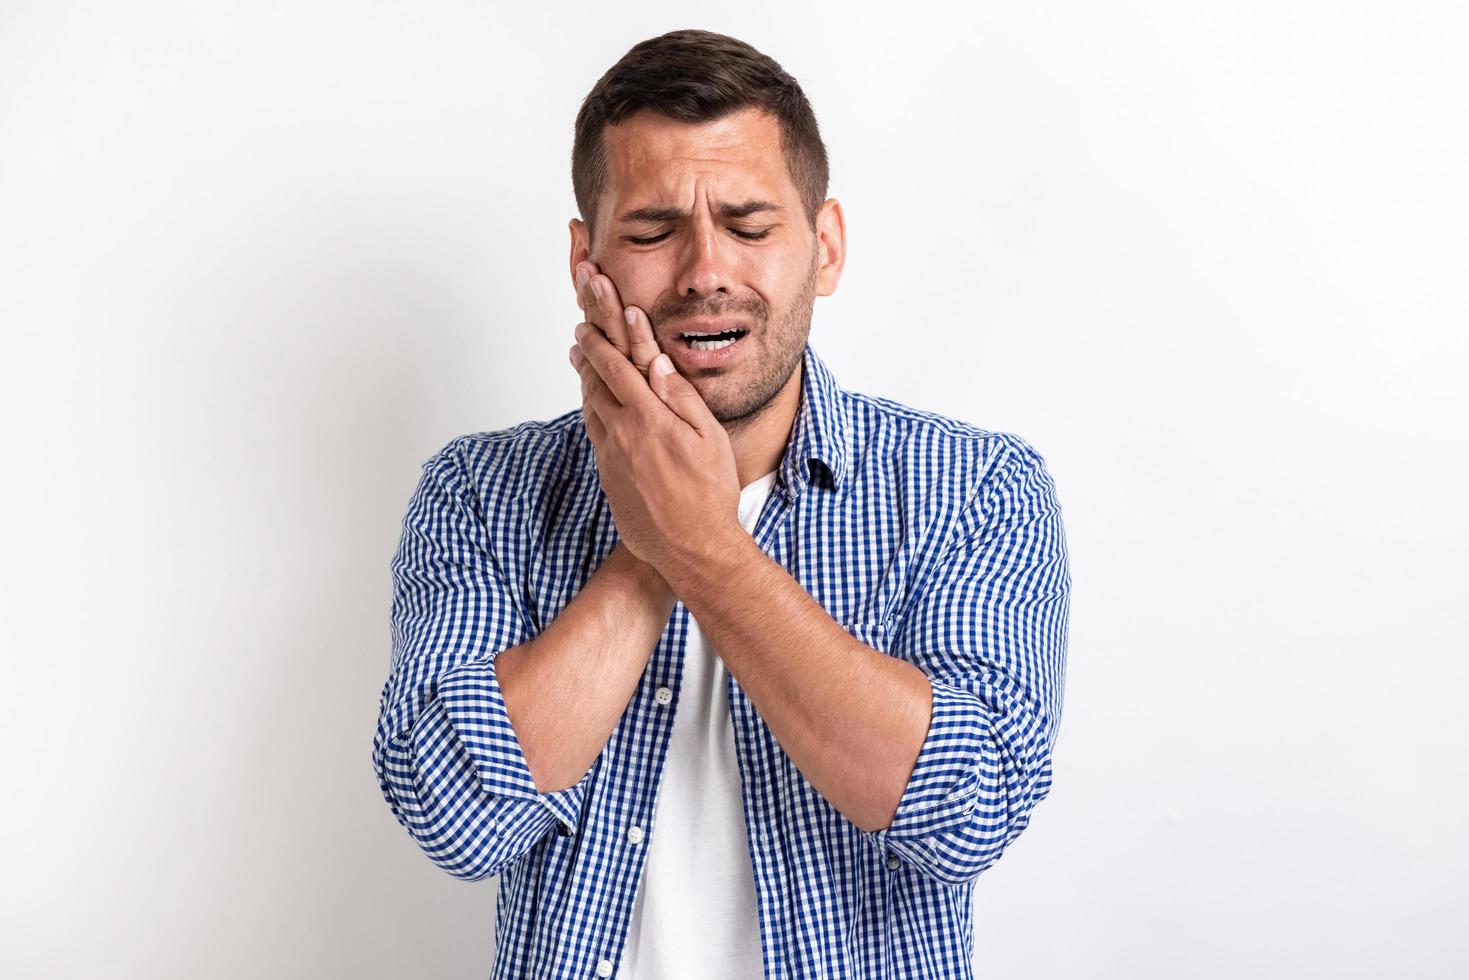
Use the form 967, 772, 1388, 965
777, 341, 851, 500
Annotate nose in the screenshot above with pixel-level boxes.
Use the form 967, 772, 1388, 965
674, 215, 733, 302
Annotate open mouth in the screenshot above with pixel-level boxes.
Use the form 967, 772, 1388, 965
680, 328, 747, 351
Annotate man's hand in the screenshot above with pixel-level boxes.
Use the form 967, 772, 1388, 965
567, 314, 742, 578
573, 260, 663, 376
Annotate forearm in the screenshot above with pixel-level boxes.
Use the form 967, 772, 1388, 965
661, 532, 933, 833
494, 540, 677, 793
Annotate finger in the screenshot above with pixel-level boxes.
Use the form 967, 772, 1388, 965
572, 260, 618, 349
571, 339, 623, 418
582, 388, 608, 446
574, 262, 591, 312
569, 344, 607, 444
585, 268, 632, 358
582, 390, 607, 446
648, 352, 720, 436
569, 343, 594, 400
622, 305, 664, 377
584, 373, 620, 425
574, 261, 606, 335
575, 320, 659, 414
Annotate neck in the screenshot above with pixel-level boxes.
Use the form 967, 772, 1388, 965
724, 361, 804, 490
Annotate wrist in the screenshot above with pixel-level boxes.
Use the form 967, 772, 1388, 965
606, 540, 675, 609
658, 523, 755, 598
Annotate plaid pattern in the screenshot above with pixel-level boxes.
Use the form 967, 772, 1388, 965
372, 342, 1071, 979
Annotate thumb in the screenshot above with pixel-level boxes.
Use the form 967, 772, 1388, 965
650, 353, 717, 434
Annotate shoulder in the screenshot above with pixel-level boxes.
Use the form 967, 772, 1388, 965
417, 407, 592, 504
840, 388, 1053, 497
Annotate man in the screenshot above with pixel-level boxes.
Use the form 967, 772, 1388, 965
372, 29, 1070, 980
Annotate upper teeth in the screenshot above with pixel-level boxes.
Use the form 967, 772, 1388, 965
688, 336, 738, 351
682, 330, 739, 337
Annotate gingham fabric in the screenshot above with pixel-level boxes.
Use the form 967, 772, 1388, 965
372, 341, 1071, 979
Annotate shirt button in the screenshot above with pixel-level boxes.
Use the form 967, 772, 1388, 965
654, 686, 672, 705
627, 825, 644, 845
887, 854, 900, 870
595, 958, 614, 977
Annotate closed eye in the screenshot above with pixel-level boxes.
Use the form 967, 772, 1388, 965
626, 228, 772, 246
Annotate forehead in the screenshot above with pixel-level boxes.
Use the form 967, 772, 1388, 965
600, 107, 794, 207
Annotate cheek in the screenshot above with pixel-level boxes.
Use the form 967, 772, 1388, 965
606, 255, 674, 313
740, 250, 803, 304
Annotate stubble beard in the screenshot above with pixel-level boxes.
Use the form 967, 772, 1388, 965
686, 248, 820, 435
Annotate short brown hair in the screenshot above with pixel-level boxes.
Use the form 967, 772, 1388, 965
572, 29, 829, 244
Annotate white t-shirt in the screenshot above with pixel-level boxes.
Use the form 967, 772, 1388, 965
618, 469, 780, 979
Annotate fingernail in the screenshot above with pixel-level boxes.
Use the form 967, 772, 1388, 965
624, 308, 636, 328
576, 266, 589, 287
653, 353, 674, 377
575, 323, 587, 339
591, 280, 604, 301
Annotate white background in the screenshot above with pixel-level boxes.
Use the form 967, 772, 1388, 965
2, 2, 1465, 977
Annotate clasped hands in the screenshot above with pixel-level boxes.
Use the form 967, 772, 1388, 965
568, 260, 743, 580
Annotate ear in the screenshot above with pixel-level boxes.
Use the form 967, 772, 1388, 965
813, 198, 847, 298
569, 217, 591, 287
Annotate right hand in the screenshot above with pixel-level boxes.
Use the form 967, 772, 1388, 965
573, 260, 664, 377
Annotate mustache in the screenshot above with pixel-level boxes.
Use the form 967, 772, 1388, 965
650, 294, 767, 325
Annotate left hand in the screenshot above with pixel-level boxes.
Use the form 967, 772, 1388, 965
568, 313, 741, 576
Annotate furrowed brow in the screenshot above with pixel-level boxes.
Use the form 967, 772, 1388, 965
616, 206, 687, 224
615, 200, 785, 224
719, 199, 784, 219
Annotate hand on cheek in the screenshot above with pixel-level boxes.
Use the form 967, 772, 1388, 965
573, 261, 662, 376
567, 320, 741, 574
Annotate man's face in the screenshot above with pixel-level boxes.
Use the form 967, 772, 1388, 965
571, 107, 844, 428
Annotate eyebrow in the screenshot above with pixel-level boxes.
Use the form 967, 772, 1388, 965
615, 199, 786, 223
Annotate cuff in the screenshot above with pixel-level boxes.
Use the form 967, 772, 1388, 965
888, 678, 995, 840
433, 654, 593, 837
860, 678, 1001, 871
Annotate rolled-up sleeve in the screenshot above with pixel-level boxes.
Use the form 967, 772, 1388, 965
862, 433, 1071, 887
372, 439, 594, 882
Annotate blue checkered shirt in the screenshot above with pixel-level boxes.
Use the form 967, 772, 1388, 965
372, 342, 1071, 979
